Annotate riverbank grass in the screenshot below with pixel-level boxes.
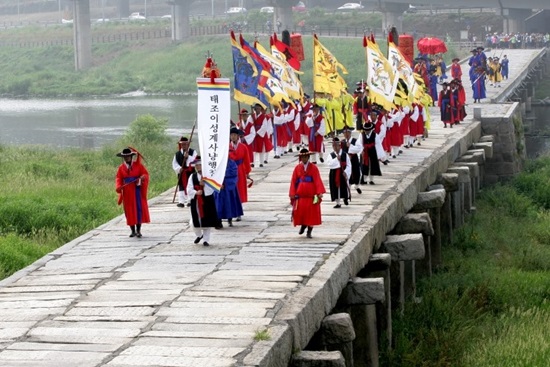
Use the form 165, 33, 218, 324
382, 156, 550, 367
0, 115, 177, 279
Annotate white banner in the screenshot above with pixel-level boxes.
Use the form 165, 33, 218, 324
365, 40, 398, 111
196, 77, 231, 191
388, 42, 415, 96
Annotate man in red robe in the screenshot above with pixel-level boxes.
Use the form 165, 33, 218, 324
289, 148, 326, 238
115, 147, 150, 238
229, 127, 252, 206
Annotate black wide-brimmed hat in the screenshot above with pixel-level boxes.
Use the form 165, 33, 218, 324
363, 122, 375, 131
296, 148, 313, 157
343, 126, 355, 132
230, 127, 243, 135
452, 58, 460, 62
116, 147, 136, 157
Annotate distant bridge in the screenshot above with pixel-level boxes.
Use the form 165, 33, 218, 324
68, 0, 547, 70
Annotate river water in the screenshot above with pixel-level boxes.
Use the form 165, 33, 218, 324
0, 95, 243, 149
1, 96, 549, 157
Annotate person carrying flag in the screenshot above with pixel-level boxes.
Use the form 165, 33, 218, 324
172, 136, 197, 208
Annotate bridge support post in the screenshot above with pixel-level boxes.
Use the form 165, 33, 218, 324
457, 151, 486, 189
317, 313, 356, 367
411, 189, 446, 273
447, 166, 471, 219
291, 350, 345, 367
453, 162, 481, 201
381, 234, 425, 314
392, 213, 435, 277
436, 173, 459, 247
338, 277, 385, 367
361, 254, 392, 355
72, 0, 92, 71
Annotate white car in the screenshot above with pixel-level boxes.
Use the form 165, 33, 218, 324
337, 3, 364, 11
225, 7, 247, 15
405, 5, 417, 13
260, 6, 274, 13
129, 12, 146, 20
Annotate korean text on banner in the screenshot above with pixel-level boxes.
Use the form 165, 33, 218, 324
196, 77, 231, 192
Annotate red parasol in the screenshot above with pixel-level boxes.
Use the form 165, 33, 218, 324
416, 37, 447, 55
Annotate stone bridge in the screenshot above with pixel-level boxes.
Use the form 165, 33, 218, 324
0, 48, 547, 366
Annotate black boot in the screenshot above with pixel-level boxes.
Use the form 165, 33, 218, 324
299, 225, 306, 235
129, 225, 136, 237
306, 226, 313, 238
136, 224, 142, 237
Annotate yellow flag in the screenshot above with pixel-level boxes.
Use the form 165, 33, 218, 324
313, 35, 348, 98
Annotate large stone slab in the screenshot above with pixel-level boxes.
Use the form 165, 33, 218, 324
381, 234, 425, 261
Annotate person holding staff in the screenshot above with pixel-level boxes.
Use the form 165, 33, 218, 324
172, 136, 197, 207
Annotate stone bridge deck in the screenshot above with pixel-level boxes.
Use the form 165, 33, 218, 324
0, 48, 545, 367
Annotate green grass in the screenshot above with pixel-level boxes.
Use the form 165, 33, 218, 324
0, 30, 463, 97
381, 155, 550, 367
253, 328, 271, 341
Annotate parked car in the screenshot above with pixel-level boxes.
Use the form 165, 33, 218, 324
337, 3, 364, 11
260, 6, 274, 13
161, 14, 172, 20
405, 4, 417, 13
129, 12, 146, 20
225, 7, 247, 15
292, 1, 307, 12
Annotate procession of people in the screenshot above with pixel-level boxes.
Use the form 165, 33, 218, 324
114, 30, 518, 245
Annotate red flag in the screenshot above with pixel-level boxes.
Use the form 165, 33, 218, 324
271, 33, 301, 71
370, 33, 375, 43
363, 35, 368, 48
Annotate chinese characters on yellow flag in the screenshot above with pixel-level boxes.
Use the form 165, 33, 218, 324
196, 77, 231, 192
